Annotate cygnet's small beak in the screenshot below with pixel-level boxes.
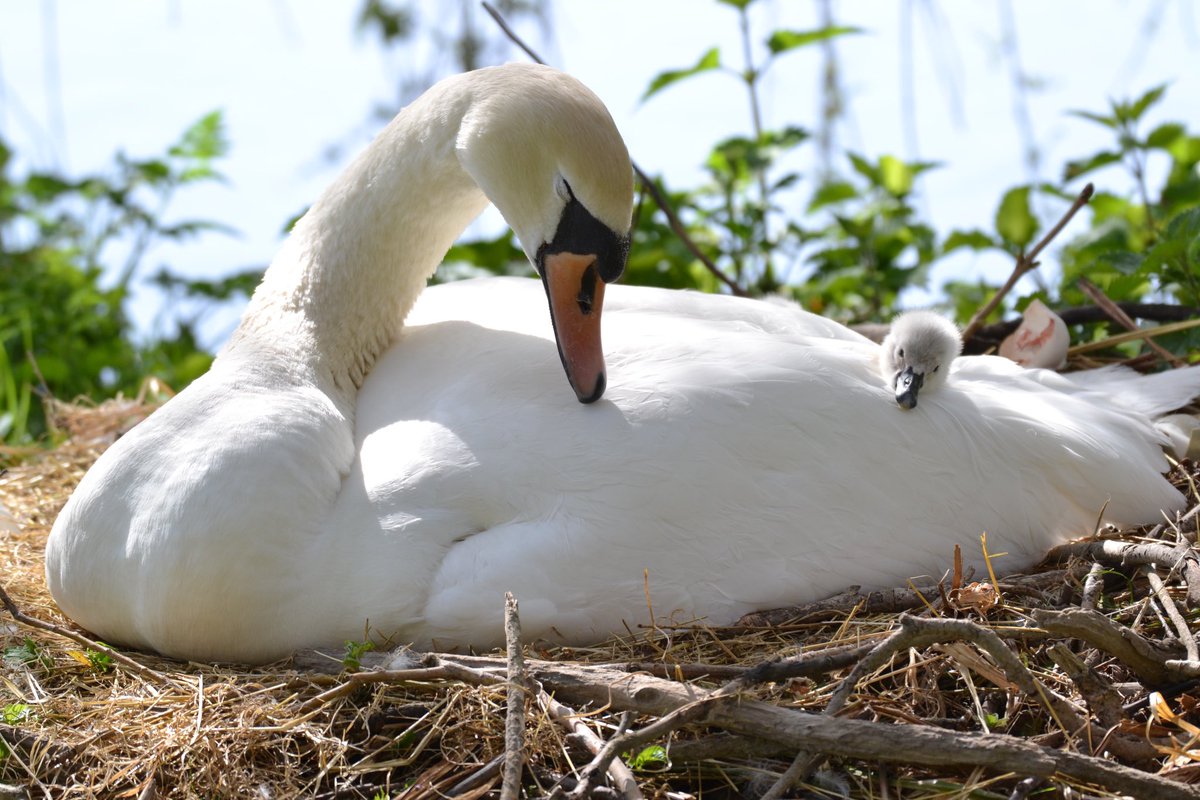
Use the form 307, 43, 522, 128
542, 251, 607, 403
894, 366, 924, 410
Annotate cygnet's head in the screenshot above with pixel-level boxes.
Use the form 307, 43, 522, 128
880, 311, 962, 409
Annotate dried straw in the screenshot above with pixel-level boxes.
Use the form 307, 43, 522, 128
1, 394, 1199, 798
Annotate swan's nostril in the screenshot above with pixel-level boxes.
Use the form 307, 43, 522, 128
576, 262, 598, 315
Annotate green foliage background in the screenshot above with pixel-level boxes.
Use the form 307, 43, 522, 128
1, 0, 1198, 451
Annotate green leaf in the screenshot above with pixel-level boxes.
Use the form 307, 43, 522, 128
1146, 122, 1186, 150
23, 174, 74, 201
1165, 206, 1200, 240
846, 152, 880, 185
1168, 135, 1200, 166
1096, 251, 1144, 275
168, 110, 229, 161
994, 186, 1038, 249
1069, 109, 1118, 129
766, 25, 862, 56
626, 744, 670, 771
716, 0, 756, 9
943, 229, 997, 253
1121, 83, 1168, 124
807, 181, 858, 212
1, 704, 30, 725
879, 154, 913, 196
641, 48, 721, 103
1062, 150, 1122, 181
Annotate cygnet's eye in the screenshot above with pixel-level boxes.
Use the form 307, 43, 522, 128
933, 365, 940, 373
897, 348, 905, 359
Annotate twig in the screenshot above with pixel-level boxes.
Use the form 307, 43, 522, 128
1046, 538, 1200, 607
502, 593, 527, 800
480, 1, 543, 64
480, 1, 747, 296
1008, 777, 1046, 800
961, 182, 1093, 342
1144, 567, 1199, 663
758, 751, 814, 800
298, 661, 503, 714
1029, 608, 1181, 687
827, 616, 1069, 721
0, 582, 174, 687
536, 687, 643, 800
753, 608, 1151, 799
1078, 277, 1185, 366
1045, 643, 1125, 729
444, 755, 504, 797
566, 696, 729, 800
1081, 562, 1106, 611
964, 301, 1200, 353
1067, 317, 1200, 356
736, 570, 1083, 629
499, 656, 1200, 800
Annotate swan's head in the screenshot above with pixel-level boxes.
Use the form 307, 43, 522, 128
880, 311, 962, 409
455, 64, 634, 403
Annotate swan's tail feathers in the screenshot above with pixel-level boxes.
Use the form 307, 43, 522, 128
1065, 364, 1200, 418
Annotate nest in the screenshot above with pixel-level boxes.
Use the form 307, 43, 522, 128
1, 394, 1200, 799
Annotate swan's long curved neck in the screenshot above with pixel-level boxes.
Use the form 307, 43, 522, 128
227, 88, 490, 395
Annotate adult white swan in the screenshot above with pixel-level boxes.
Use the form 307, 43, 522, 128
46, 64, 1200, 664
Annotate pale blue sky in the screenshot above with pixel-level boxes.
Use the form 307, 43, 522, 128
1, 1, 1197, 346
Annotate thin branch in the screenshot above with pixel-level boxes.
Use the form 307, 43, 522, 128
495, 655, 1200, 800
1077, 276, 1185, 366
565, 696, 729, 800
720, 641, 876, 692
0, 582, 174, 688
1047, 538, 1200, 607
536, 686, 643, 800
481, 2, 544, 64
445, 755, 505, 797
820, 615, 1159, 765
1029, 608, 1182, 687
633, 166, 747, 295
1081, 562, 1106, 611
964, 301, 1200, 353
480, 1, 747, 297
1144, 566, 1199, 663
299, 661, 503, 714
961, 182, 1093, 342
501, 593, 527, 800
1067, 317, 1200, 356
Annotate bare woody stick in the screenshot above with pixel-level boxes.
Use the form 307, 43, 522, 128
1077, 276, 1186, 366
0, 581, 174, 687
501, 592, 528, 800
961, 183, 1094, 343
481, 1, 747, 297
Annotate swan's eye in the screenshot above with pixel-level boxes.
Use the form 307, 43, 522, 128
933, 365, 940, 372
554, 176, 574, 204
897, 348, 905, 358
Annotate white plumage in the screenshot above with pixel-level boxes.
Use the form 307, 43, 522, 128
880, 310, 962, 408
45, 65, 1200, 664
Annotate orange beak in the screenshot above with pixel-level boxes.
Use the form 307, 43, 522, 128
542, 251, 607, 403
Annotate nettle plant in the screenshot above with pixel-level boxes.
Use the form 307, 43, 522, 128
447, 0, 1199, 362
0, 113, 235, 446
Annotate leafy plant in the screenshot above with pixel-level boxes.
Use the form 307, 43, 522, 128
3, 637, 53, 670
342, 639, 376, 671
2, 703, 32, 724
86, 648, 114, 673
635, 0, 861, 297
0, 112, 232, 447
625, 743, 670, 772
